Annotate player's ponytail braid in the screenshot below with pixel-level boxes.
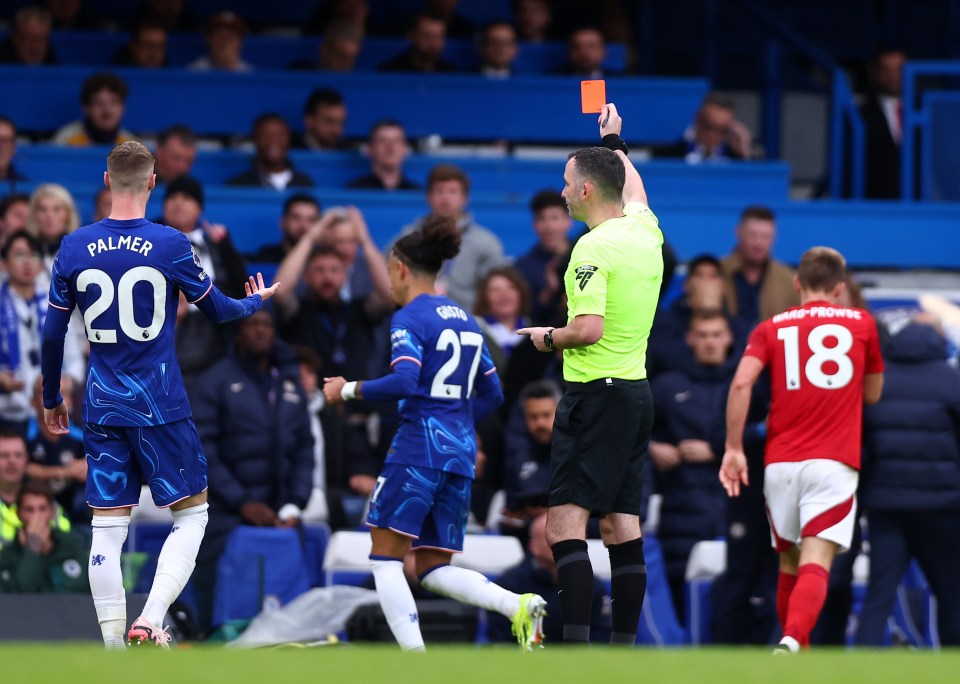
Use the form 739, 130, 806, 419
393, 215, 462, 276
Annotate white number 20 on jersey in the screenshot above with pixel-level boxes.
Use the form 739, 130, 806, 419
777, 324, 854, 390
77, 267, 167, 343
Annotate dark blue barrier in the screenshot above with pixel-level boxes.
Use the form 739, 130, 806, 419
41, 31, 627, 74
4, 178, 956, 269
0, 67, 705, 143
11, 147, 791, 201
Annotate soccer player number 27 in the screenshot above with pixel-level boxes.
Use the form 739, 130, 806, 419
430, 329, 483, 399
777, 324, 854, 391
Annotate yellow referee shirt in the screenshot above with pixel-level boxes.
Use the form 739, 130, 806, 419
562, 202, 663, 382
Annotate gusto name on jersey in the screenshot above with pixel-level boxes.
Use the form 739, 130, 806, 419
772, 306, 862, 324
435, 305, 468, 321
86, 235, 154, 258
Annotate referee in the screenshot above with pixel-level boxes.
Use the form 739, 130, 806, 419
519, 103, 663, 645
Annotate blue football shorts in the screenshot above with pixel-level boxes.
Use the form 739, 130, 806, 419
366, 463, 471, 553
84, 418, 208, 509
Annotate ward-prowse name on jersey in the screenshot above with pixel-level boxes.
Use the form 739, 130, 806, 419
85, 235, 154, 257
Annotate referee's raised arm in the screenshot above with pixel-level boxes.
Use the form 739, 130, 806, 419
598, 103, 649, 206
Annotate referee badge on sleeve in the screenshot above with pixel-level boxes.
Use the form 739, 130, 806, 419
575, 265, 598, 291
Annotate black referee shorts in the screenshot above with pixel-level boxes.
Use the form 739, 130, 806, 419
548, 377, 653, 516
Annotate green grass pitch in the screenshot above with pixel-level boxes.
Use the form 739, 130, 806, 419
3, 644, 959, 684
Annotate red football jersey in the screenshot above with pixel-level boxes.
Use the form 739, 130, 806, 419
744, 300, 884, 469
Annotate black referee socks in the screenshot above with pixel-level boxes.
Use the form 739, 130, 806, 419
607, 537, 647, 645
551, 539, 595, 643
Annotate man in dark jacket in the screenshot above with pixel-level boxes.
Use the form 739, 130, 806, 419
191, 309, 315, 630
860, 48, 905, 199
226, 114, 315, 190
0, 482, 87, 593
856, 316, 960, 646
650, 309, 744, 619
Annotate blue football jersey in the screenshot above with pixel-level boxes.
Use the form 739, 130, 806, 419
49, 218, 216, 427
384, 294, 499, 478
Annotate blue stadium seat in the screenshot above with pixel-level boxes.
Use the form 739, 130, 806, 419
588, 535, 687, 645
0, 67, 706, 144
211, 526, 311, 626
683, 540, 727, 645
302, 523, 333, 588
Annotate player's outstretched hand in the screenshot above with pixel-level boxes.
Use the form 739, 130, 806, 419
244, 272, 280, 301
599, 103, 622, 138
43, 403, 70, 436
323, 376, 347, 404
719, 448, 749, 497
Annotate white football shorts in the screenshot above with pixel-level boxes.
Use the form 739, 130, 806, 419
763, 459, 858, 553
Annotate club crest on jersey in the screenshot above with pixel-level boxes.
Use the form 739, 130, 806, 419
191, 246, 202, 268
575, 265, 598, 291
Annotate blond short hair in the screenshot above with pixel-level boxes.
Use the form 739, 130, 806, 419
26, 183, 80, 238
106, 141, 155, 192
798, 246, 847, 292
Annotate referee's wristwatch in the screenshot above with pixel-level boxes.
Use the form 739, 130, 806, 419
543, 328, 556, 352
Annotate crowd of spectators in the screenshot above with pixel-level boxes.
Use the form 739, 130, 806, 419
0, 0, 954, 650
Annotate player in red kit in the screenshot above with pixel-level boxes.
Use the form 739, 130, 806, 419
719, 246, 884, 653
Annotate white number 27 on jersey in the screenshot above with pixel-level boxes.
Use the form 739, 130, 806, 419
430, 329, 484, 399
777, 324, 854, 390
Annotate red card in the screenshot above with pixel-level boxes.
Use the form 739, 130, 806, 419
580, 80, 606, 114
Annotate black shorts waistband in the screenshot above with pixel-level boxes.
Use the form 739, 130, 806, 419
566, 377, 649, 388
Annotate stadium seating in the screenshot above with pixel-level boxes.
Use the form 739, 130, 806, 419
42, 32, 629, 74
0, 67, 707, 144
683, 540, 727, 645
212, 526, 311, 626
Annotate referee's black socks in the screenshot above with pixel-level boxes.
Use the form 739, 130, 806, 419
607, 537, 646, 645
551, 539, 594, 643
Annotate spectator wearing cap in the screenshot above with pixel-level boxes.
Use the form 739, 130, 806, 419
228, 113, 315, 190
158, 176, 248, 298
0, 6, 58, 66
50, 73, 135, 147
188, 11, 252, 72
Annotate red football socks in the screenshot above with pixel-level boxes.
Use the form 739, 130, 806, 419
777, 570, 798, 629
782, 563, 830, 647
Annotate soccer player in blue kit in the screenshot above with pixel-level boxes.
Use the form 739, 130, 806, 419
40, 142, 279, 649
323, 217, 547, 651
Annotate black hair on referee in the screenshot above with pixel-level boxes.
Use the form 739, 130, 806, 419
568, 147, 625, 203
392, 215, 462, 277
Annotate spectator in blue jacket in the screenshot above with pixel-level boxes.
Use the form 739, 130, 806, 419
501, 380, 561, 532
856, 316, 960, 646
191, 309, 315, 630
650, 309, 750, 620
